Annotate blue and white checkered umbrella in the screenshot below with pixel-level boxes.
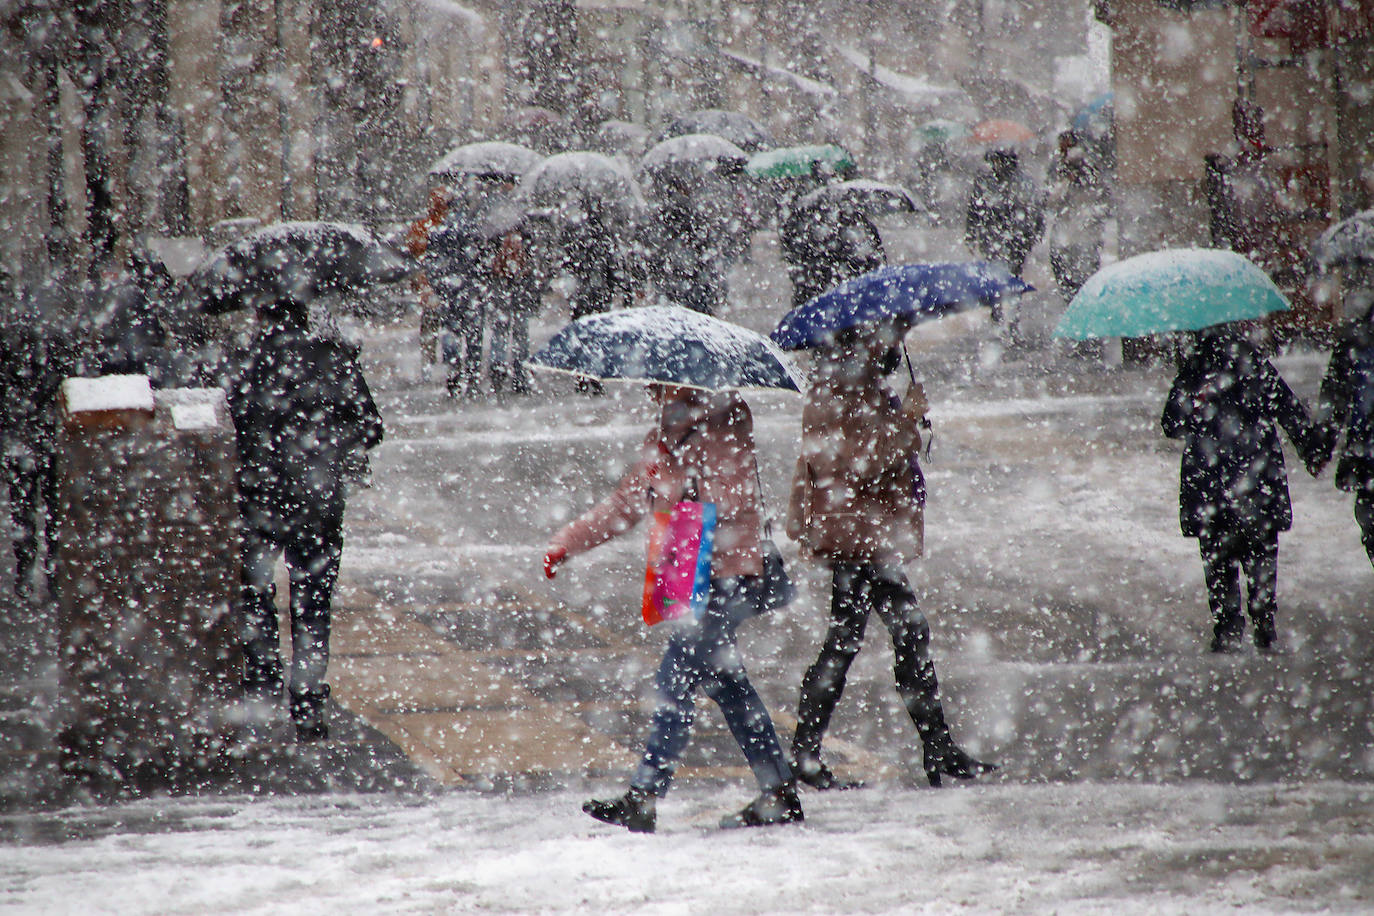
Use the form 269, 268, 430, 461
530, 305, 802, 392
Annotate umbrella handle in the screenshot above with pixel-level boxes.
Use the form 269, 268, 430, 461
904, 343, 934, 462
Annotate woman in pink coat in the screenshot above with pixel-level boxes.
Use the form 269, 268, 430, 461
787, 326, 995, 789
543, 384, 800, 832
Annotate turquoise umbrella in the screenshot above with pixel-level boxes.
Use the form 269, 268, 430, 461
1053, 248, 1289, 340
744, 144, 855, 180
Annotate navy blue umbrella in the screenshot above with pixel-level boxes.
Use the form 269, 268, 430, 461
771, 262, 1033, 350
529, 305, 801, 392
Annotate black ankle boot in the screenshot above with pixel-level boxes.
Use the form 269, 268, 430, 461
922, 735, 996, 788
793, 755, 864, 791
583, 786, 656, 833
720, 782, 804, 829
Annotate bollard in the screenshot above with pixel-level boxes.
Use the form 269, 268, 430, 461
54, 376, 242, 788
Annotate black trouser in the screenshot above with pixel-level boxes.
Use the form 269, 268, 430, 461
239, 509, 343, 701
1198, 530, 1278, 643
793, 563, 948, 761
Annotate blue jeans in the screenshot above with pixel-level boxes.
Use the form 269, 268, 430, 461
632, 577, 792, 797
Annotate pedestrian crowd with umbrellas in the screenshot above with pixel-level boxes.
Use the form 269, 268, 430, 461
8, 97, 1373, 830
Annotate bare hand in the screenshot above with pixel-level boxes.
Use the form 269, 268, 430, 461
903, 382, 929, 422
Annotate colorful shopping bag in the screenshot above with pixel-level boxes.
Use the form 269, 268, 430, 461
641, 500, 717, 625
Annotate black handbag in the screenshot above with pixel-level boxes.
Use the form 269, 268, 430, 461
752, 460, 796, 613
756, 536, 796, 612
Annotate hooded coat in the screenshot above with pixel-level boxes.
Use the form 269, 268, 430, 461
787, 348, 924, 564
1161, 331, 1314, 540
549, 390, 763, 578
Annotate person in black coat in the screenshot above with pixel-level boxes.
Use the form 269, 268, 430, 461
228, 298, 384, 740
425, 210, 498, 399
1311, 297, 1374, 567
1, 284, 85, 597
965, 148, 1044, 325
1161, 325, 1318, 653
779, 202, 885, 308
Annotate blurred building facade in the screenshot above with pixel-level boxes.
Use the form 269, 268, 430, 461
1, 0, 1100, 298
1102, 0, 1374, 330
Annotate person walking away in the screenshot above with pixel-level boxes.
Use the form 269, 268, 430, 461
560, 203, 642, 394
780, 202, 885, 309
425, 210, 492, 398
229, 297, 384, 740
486, 228, 539, 394
563, 202, 640, 321
543, 385, 801, 831
787, 326, 996, 789
644, 174, 729, 315
406, 187, 454, 371
1161, 324, 1319, 653
1311, 286, 1374, 567
1, 286, 82, 598
965, 147, 1045, 324
1046, 138, 1110, 360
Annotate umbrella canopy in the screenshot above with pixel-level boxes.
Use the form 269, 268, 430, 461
640, 133, 747, 181
745, 144, 856, 180
1053, 248, 1290, 340
427, 141, 542, 184
529, 305, 802, 392
915, 118, 969, 146
771, 262, 1033, 350
594, 119, 650, 157
796, 179, 920, 217
181, 221, 412, 315
657, 109, 776, 153
1311, 209, 1374, 270
517, 151, 647, 229
968, 119, 1035, 147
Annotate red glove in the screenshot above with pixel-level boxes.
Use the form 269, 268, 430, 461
543, 546, 567, 579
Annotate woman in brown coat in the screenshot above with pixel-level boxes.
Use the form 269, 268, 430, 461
787, 327, 994, 789
544, 384, 800, 832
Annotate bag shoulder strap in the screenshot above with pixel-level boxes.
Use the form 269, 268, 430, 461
752, 456, 775, 539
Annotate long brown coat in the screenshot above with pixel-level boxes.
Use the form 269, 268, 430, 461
787, 366, 924, 565
550, 390, 764, 578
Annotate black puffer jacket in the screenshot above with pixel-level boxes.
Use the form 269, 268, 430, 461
1161, 330, 1314, 540
1315, 310, 1374, 492
228, 320, 383, 534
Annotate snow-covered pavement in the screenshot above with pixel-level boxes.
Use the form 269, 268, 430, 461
2, 226, 1371, 913
4, 782, 1372, 913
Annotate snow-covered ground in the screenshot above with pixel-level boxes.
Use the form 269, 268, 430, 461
3, 782, 1372, 914
2, 224, 1371, 914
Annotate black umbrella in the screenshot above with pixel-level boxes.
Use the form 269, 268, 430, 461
181, 221, 413, 315
795, 179, 921, 217
427, 141, 542, 185
1312, 209, 1374, 270
529, 305, 801, 392
640, 133, 747, 181
657, 109, 776, 153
